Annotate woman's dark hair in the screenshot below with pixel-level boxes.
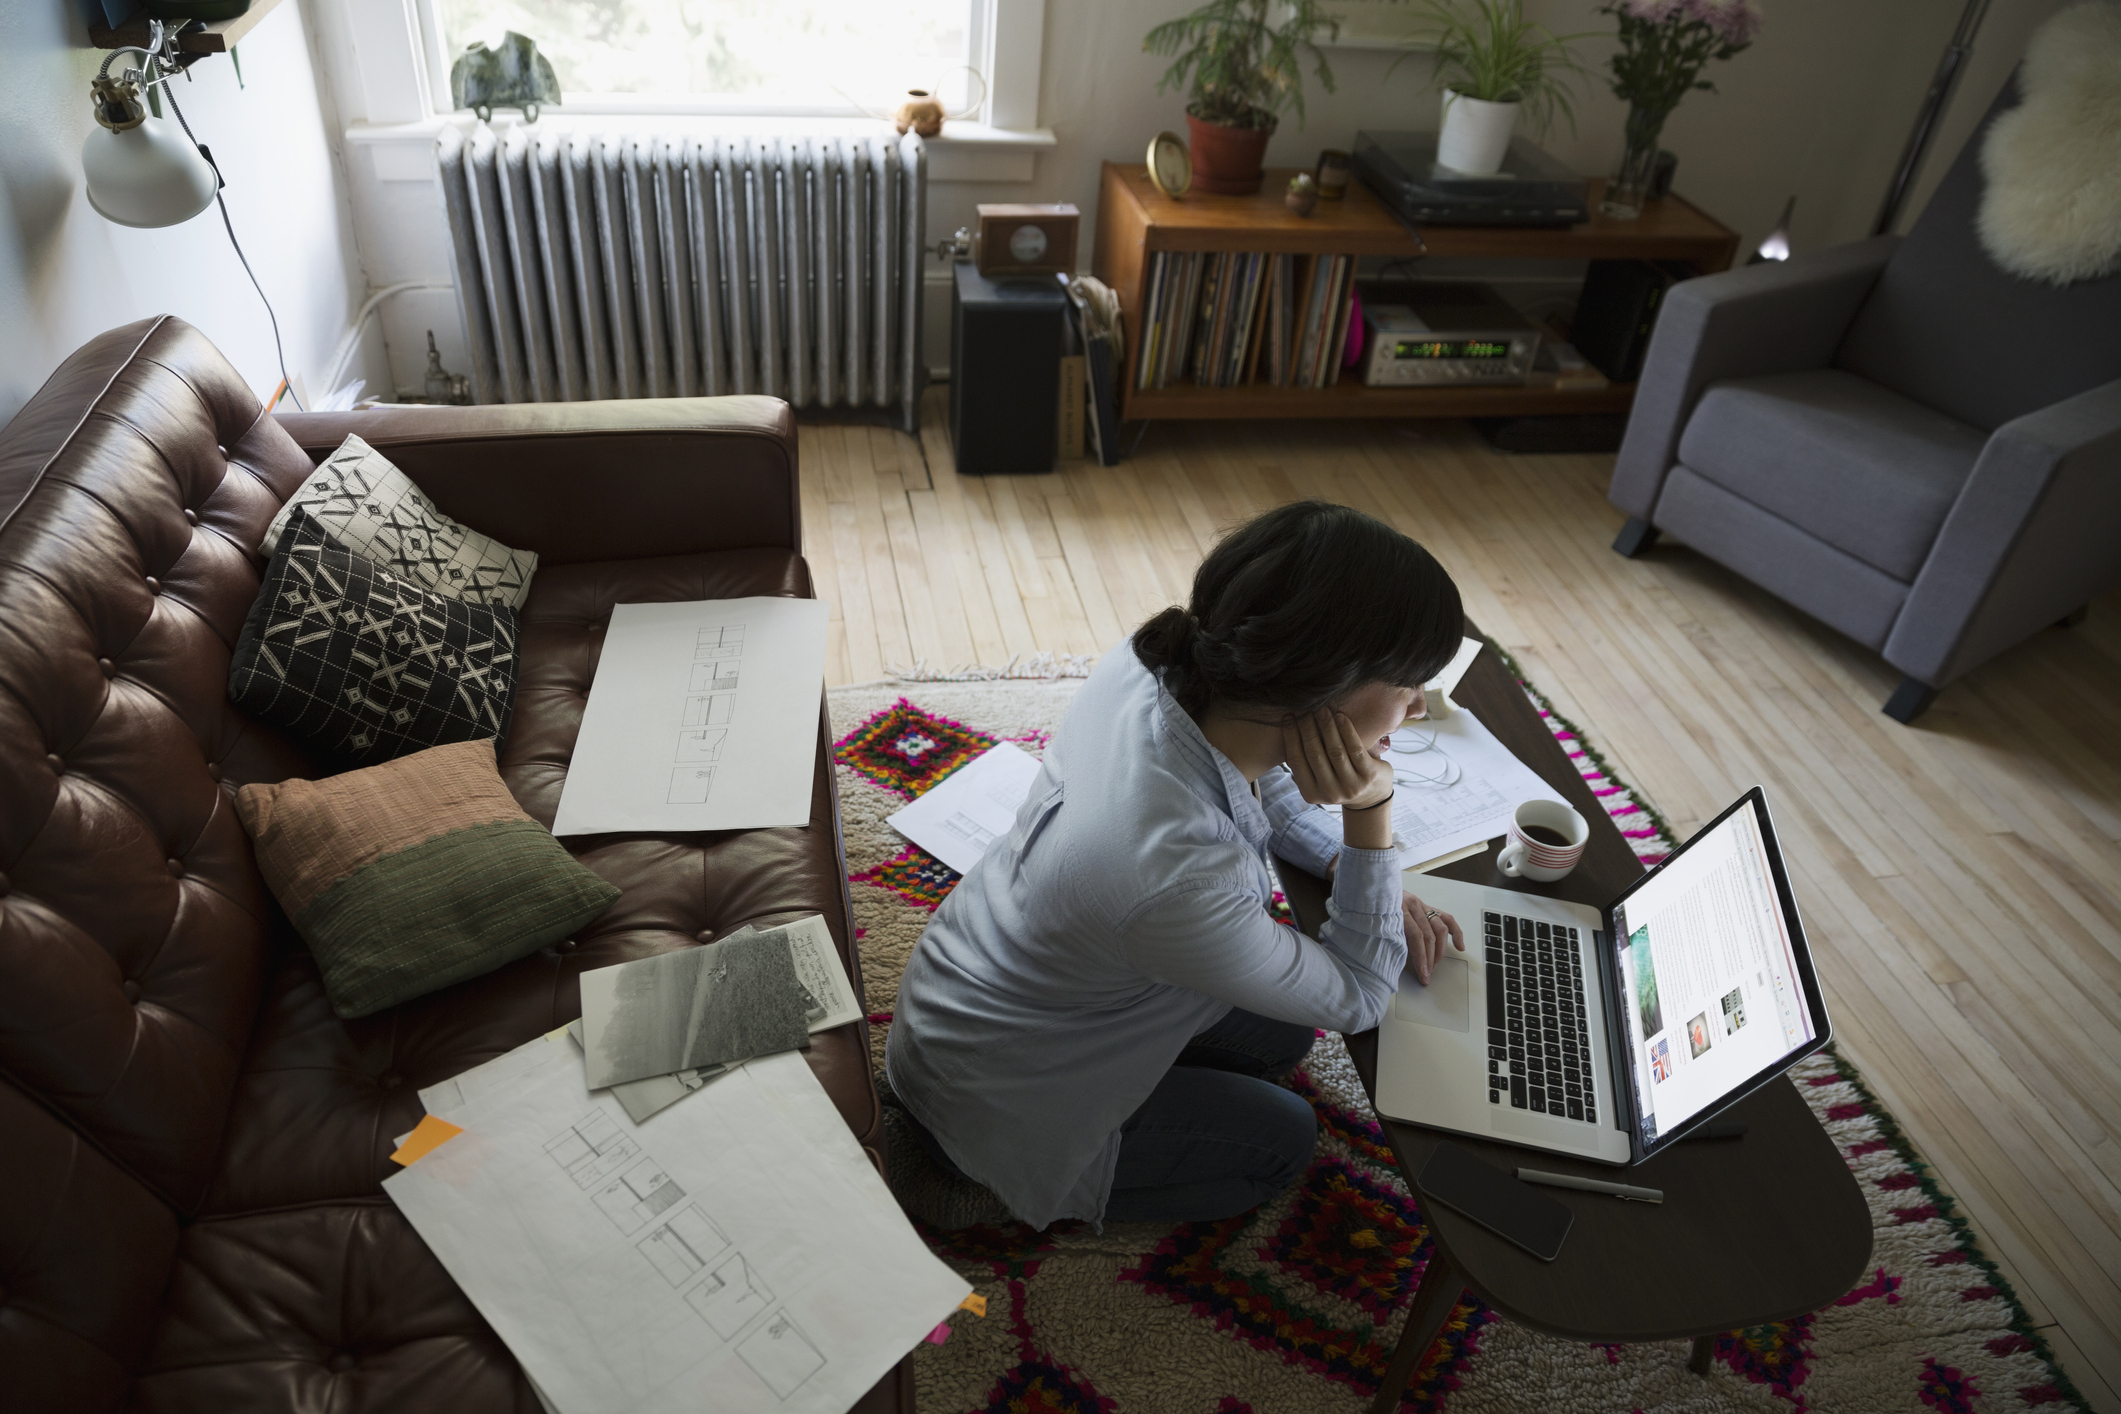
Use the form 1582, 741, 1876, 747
1134, 501, 1463, 718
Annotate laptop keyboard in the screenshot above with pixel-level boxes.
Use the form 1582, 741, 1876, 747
1484, 912, 1597, 1123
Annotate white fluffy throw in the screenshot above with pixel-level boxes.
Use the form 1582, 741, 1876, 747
1977, 2, 2121, 285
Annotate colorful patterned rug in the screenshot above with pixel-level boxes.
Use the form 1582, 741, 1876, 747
827, 671, 2088, 1414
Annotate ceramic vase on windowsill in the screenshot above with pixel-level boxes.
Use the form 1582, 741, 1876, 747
1602, 101, 1673, 219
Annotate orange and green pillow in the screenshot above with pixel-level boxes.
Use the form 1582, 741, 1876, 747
237, 739, 619, 1019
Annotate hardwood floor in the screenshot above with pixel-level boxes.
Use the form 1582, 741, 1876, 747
800, 390, 2121, 1411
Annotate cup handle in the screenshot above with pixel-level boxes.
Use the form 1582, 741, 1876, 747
1498, 840, 1525, 878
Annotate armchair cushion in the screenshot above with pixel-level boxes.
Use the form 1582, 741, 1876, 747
1677, 369, 1987, 582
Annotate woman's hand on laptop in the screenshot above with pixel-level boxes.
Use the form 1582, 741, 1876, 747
1402, 892, 1463, 985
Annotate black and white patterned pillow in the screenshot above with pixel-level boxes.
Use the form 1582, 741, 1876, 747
259, 434, 537, 610
230, 509, 519, 766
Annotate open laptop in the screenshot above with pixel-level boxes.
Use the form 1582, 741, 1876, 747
1374, 787, 1830, 1166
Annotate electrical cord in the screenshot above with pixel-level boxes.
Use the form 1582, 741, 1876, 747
160, 69, 303, 410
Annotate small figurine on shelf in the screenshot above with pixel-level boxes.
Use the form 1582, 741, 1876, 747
1314, 149, 1352, 200
451, 32, 560, 123
1286, 171, 1320, 216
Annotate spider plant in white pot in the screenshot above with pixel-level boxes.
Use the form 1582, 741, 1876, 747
1404, 0, 1596, 175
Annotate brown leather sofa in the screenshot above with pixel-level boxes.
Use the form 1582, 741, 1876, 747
0, 318, 908, 1412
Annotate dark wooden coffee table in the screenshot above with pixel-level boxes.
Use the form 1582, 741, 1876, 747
1277, 631, 1871, 1413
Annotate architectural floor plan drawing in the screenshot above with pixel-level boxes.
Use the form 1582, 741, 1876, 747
676, 728, 727, 762
681, 693, 735, 727
738, 1312, 827, 1398
638, 1205, 731, 1287
689, 1251, 775, 1339
545, 1110, 640, 1190
591, 1155, 685, 1234
385, 1042, 970, 1414
552, 598, 828, 835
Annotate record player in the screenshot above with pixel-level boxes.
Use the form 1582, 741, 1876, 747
1354, 131, 1589, 228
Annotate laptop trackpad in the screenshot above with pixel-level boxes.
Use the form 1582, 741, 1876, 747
1393, 955, 1469, 1032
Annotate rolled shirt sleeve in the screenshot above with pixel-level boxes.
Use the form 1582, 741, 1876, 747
1123, 843, 1408, 1035
1258, 765, 1343, 879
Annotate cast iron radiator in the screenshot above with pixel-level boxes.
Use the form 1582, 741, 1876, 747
435, 123, 927, 431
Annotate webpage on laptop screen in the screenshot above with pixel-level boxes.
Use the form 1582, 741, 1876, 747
1611, 798, 1813, 1147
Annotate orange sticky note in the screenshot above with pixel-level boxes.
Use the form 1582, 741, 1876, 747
959, 1293, 987, 1318
390, 1115, 464, 1166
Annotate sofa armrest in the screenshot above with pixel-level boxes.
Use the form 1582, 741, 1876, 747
1885, 377, 2121, 686
1609, 236, 1900, 520
274, 396, 799, 566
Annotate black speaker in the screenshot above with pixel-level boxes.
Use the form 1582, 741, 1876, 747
1571, 259, 1694, 383
949, 263, 1067, 476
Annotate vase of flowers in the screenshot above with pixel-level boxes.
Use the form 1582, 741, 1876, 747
1597, 0, 1760, 219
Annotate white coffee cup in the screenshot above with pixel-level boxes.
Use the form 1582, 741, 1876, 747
1497, 799, 1589, 882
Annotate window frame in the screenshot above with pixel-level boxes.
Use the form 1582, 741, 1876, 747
411, 0, 1042, 128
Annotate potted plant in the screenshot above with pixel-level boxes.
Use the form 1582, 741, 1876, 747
1402, 0, 1595, 176
1597, 0, 1760, 218
1144, 0, 1342, 195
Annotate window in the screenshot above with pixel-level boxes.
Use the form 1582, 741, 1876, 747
428, 0, 984, 119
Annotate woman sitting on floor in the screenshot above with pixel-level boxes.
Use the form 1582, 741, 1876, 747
888, 500, 1468, 1230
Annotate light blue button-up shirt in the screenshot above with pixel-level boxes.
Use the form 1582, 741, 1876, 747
886, 641, 1409, 1229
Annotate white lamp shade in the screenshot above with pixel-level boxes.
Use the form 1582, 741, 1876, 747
82, 115, 217, 228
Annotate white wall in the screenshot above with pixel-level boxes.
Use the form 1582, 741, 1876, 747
313, 0, 2071, 392
0, 0, 364, 425
974, 0, 2071, 271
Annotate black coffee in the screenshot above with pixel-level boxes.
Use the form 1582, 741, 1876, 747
1523, 824, 1572, 848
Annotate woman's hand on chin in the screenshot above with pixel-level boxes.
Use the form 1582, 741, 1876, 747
1282, 708, 1394, 810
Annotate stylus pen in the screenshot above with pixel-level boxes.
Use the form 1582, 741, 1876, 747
1515, 1168, 1664, 1204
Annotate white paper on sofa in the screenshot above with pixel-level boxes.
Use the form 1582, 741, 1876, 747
552, 597, 829, 835
388, 1045, 970, 1414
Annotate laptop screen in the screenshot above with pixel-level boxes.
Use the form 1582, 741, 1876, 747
1609, 793, 1817, 1149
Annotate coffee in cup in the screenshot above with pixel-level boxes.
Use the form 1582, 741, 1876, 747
1498, 799, 1589, 882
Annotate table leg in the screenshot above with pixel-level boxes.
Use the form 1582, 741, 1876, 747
1367, 1250, 1467, 1414
1688, 1333, 1717, 1375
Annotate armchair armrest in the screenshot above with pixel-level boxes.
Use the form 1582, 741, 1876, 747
1609, 236, 1900, 519
274, 396, 799, 565
1885, 377, 2121, 686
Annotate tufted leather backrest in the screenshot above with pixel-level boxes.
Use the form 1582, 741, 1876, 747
0, 316, 320, 1217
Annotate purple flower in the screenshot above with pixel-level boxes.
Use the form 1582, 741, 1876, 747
1619, 0, 1761, 46
1697, 0, 1763, 46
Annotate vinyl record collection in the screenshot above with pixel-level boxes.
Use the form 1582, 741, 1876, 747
1134, 251, 1358, 392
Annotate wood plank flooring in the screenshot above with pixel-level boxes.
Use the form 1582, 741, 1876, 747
800, 391, 2121, 1411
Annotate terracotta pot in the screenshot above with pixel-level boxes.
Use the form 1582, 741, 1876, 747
1186, 113, 1274, 196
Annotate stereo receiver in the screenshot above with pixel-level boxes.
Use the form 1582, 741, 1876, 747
1360, 282, 1542, 386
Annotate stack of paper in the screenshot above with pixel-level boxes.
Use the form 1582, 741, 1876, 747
582, 917, 864, 1124
388, 917, 967, 1414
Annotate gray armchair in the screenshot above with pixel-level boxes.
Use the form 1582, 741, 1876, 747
1607, 82, 2121, 723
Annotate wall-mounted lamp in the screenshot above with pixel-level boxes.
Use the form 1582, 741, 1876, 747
80, 16, 300, 407
82, 21, 220, 228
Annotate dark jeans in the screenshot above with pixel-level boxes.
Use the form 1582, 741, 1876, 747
912, 1008, 1319, 1225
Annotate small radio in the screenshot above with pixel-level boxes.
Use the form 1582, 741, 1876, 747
1360, 281, 1541, 386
